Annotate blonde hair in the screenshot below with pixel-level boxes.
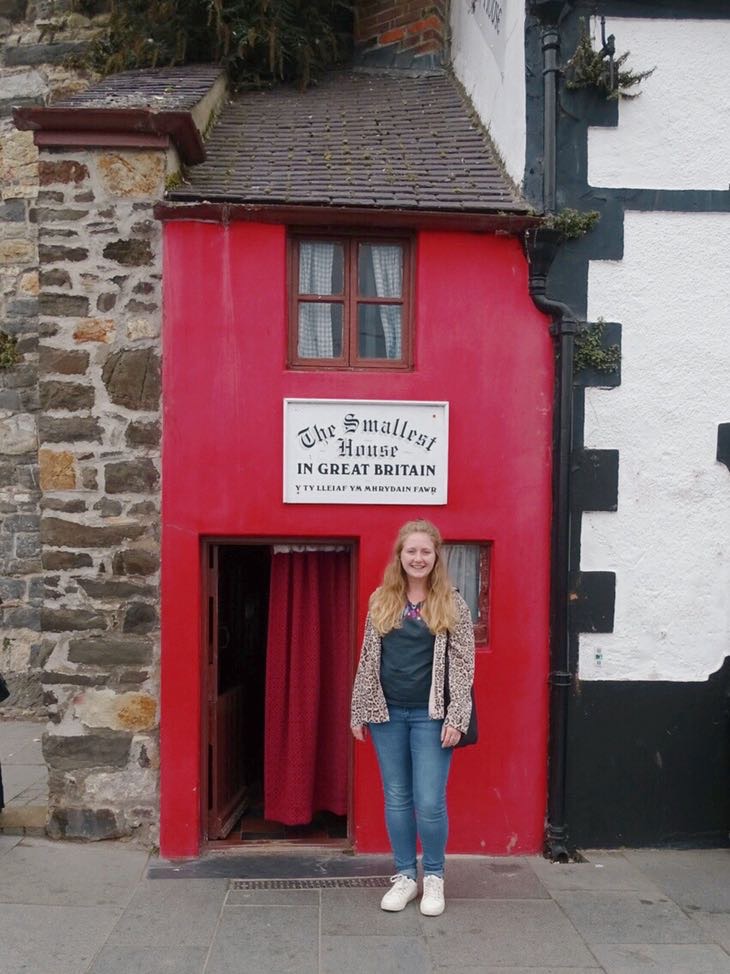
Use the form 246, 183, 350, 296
369, 519, 457, 635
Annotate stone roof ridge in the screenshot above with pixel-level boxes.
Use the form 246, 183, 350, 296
13, 64, 227, 167
51, 64, 225, 112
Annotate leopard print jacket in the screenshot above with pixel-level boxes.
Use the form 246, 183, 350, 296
350, 590, 475, 733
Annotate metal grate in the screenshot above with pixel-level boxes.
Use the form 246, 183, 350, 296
230, 876, 392, 890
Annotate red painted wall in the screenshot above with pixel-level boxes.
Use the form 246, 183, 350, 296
160, 220, 553, 858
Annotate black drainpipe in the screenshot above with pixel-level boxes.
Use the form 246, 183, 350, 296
525, 12, 582, 863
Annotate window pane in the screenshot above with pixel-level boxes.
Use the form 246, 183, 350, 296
298, 303, 343, 358
358, 304, 402, 360
443, 544, 480, 621
358, 243, 403, 298
299, 241, 344, 296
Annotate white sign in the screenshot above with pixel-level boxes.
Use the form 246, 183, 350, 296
284, 399, 448, 505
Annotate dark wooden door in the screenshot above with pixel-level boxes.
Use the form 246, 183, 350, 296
205, 544, 249, 840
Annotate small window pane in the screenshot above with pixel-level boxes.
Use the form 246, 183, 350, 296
358, 304, 402, 360
443, 544, 480, 621
358, 243, 403, 298
299, 241, 344, 296
298, 303, 343, 358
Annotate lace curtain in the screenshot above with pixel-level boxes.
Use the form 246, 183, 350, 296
298, 242, 336, 358
443, 544, 480, 621
297, 241, 403, 360
370, 245, 402, 360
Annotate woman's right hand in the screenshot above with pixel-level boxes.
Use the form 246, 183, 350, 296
351, 724, 367, 742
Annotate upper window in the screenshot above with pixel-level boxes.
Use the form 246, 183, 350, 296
289, 235, 411, 369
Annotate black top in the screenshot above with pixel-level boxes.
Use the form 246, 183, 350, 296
380, 608, 435, 708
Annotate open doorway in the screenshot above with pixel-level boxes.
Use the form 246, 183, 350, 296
203, 542, 352, 845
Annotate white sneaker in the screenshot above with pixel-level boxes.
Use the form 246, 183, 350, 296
380, 874, 418, 911
420, 874, 445, 916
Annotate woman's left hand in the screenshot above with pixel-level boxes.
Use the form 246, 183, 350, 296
441, 724, 462, 748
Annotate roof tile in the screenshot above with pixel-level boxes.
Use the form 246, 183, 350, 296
170, 71, 527, 214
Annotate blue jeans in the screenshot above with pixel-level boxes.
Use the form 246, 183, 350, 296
369, 706, 453, 879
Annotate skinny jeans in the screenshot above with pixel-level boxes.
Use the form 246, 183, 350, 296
369, 705, 453, 879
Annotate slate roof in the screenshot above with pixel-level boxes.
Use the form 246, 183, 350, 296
52, 64, 223, 112
168, 71, 528, 213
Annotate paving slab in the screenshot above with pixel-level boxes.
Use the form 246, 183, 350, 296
0, 836, 149, 906
0, 721, 45, 757
1, 762, 46, 801
227, 887, 320, 905
554, 890, 710, 945
2, 733, 44, 765
206, 904, 319, 974
321, 935, 434, 974
418, 898, 597, 968
88, 945, 209, 974
446, 856, 550, 899
591, 942, 730, 973
0, 833, 22, 855
623, 849, 730, 912
435, 968, 602, 974
0, 902, 122, 974
692, 911, 730, 952
529, 851, 664, 894
106, 877, 227, 947
321, 886, 424, 935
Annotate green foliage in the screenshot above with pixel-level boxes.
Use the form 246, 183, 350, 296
76, 0, 211, 75
565, 21, 654, 100
75, 0, 352, 88
165, 170, 184, 190
543, 208, 600, 240
574, 319, 620, 374
0, 332, 21, 370
211, 0, 351, 89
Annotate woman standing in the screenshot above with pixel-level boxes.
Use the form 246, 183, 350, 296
351, 520, 475, 916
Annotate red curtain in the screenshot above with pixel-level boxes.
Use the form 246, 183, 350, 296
264, 550, 350, 825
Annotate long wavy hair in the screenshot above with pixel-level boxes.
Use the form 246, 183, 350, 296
369, 519, 457, 635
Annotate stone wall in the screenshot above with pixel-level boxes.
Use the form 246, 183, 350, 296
1, 1, 104, 716
1, 3, 176, 841
33, 146, 166, 841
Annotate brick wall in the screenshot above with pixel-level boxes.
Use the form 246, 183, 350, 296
354, 0, 447, 69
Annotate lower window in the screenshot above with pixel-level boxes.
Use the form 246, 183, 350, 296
443, 543, 490, 646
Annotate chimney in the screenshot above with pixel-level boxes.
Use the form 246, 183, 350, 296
354, 1, 447, 70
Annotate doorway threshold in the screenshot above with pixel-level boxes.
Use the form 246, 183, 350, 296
148, 848, 392, 880
207, 835, 351, 851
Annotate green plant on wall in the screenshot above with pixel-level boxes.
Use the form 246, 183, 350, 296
543, 208, 600, 240
565, 20, 654, 100
574, 319, 620, 374
74, 0, 352, 88
0, 332, 21, 370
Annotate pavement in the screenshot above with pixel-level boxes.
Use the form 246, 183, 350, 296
1, 837, 730, 973
0, 719, 47, 808
3, 723, 730, 973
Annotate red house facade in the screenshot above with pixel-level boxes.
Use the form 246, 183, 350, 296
157, 72, 554, 858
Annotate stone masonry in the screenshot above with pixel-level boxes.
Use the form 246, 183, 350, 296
33, 145, 164, 842
3, 44, 224, 840
1, 0, 106, 717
